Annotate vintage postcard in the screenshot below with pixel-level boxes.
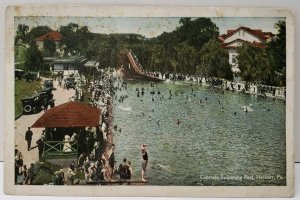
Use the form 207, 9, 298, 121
4, 5, 294, 197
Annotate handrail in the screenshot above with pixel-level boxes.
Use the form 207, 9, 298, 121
43, 140, 78, 156
44, 140, 77, 143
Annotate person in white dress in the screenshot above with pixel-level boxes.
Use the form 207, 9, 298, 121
63, 135, 72, 152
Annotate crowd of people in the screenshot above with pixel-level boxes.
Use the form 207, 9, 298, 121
16, 68, 151, 185
143, 71, 286, 99
79, 69, 149, 183
76, 150, 134, 183
14, 146, 35, 185
56, 69, 137, 184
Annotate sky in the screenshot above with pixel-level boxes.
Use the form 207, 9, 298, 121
15, 16, 285, 38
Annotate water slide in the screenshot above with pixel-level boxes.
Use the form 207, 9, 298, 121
126, 51, 145, 75
121, 50, 162, 82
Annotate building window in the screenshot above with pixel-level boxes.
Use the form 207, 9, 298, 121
232, 55, 238, 65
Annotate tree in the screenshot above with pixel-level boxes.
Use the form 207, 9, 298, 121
173, 43, 198, 74
25, 26, 51, 45
173, 17, 219, 50
150, 17, 220, 74
237, 43, 276, 85
15, 24, 29, 44
179, 17, 192, 25
85, 36, 114, 68
59, 23, 80, 54
268, 20, 286, 86
150, 44, 165, 72
25, 44, 43, 71
43, 37, 57, 56
197, 40, 233, 80
59, 23, 92, 55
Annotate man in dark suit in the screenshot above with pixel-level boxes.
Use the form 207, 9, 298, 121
36, 136, 45, 159
25, 127, 33, 151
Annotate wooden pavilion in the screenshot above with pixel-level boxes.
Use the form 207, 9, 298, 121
32, 101, 102, 159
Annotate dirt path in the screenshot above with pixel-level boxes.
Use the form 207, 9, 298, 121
14, 79, 75, 167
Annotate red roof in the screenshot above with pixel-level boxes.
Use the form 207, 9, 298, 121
36, 31, 62, 41
227, 30, 235, 35
218, 26, 274, 41
221, 38, 266, 49
32, 101, 101, 128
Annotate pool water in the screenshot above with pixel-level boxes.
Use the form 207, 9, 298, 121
112, 81, 286, 186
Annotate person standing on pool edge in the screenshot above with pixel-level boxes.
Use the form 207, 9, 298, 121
141, 144, 148, 182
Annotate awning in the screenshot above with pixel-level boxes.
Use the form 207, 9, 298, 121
32, 101, 101, 128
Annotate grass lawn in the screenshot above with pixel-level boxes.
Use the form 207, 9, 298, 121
15, 45, 27, 62
15, 79, 42, 117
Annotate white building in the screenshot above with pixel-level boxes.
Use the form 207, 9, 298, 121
218, 27, 273, 74
53, 55, 87, 76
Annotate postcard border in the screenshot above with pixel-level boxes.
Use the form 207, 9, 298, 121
4, 5, 295, 197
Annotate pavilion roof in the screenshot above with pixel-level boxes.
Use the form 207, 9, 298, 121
32, 101, 101, 128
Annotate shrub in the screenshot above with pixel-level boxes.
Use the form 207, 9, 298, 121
32, 160, 62, 185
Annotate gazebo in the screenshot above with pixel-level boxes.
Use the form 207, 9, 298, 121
32, 101, 101, 159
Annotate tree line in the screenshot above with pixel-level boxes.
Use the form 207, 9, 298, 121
15, 18, 286, 86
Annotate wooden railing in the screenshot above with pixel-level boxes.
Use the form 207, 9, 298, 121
43, 140, 78, 157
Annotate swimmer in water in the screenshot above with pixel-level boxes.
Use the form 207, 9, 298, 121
157, 120, 161, 126
176, 119, 180, 125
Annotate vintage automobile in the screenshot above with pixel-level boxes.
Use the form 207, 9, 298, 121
64, 77, 76, 89
21, 95, 42, 114
38, 87, 53, 96
15, 69, 25, 80
37, 88, 53, 103
44, 79, 54, 89
21, 88, 53, 114
24, 71, 38, 81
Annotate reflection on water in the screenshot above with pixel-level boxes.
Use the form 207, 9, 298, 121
112, 81, 286, 186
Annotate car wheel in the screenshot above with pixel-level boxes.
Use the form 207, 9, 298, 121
24, 105, 32, 113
